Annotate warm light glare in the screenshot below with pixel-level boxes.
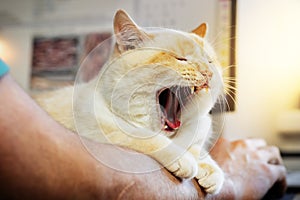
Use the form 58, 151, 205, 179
238, 0, 300, 109
0, 40, 3, 57
0, 39, 12, 63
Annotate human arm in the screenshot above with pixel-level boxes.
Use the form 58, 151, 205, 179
0, 72, 287, 199
0, 74, 206, 199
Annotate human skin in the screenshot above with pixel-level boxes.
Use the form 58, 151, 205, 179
208, 138, 287, 199
0, 74, 286, 199
0, 75, 203, 199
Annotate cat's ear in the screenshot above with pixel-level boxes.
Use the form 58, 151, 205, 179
192, 23, 208, 38
113, 9, 149, 52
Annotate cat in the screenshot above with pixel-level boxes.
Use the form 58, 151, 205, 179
35, 9, 225, 194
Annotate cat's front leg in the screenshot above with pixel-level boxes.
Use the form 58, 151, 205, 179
103, 120, 198, 179
189, 145, 224, 194
150, 141, 198, 179
118, 133, 198, 179
196, 156, 224, 194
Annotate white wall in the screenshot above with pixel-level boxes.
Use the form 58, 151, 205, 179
223, 0, 300, 145
0, 27, 32, 89
0, 0, 218, 91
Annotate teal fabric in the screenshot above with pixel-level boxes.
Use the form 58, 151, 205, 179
0, 59, 9, 77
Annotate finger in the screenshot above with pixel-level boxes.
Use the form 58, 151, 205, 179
261, 163, 287, 187
245, 138, 267, 148
269, 164, 287, 194
231, 138, 267, 150
258, 146, 283, 165
259, 163, 287, 199
263, 172, 287, 199
263, 179, 287, 199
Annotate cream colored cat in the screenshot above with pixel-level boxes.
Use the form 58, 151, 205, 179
35, 10, 224, 194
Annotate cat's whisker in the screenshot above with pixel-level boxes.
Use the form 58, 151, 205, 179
210, 33, 237, 45
224, 87, 237, 94
211, 37, 238, 52
224, 83, 237, 93
222, 65, 236, 72
223, 79, 237, 85
219, 94, 231, 111
223, 86, 237, 99
209, 25, 237, 47
223, 81, 236, 87
224, 90, 237, 107
218, 98, 226, 113
213, 94, 229, 112
223, 78, 237, 82
209, 29, 228, 47
223, 78, 237, 83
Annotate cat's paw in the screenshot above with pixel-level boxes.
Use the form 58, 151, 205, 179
166, 152, 198, 179
196, 162, 224, 194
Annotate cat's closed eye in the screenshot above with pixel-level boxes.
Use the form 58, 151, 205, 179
176, 57, 188, 61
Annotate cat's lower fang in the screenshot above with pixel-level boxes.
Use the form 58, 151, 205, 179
166, 119, 181, 130
163, 118, 181, 132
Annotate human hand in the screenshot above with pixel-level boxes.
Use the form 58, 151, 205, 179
209, 138, 287, 200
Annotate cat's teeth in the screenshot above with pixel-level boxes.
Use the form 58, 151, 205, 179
191, 86, 194, 94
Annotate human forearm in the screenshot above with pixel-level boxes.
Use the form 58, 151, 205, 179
0, 75, 96, 199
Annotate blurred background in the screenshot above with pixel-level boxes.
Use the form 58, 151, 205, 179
0, 0, 300, 151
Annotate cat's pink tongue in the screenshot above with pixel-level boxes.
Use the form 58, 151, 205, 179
163, 88, 181, 130
165, 119, 181, 130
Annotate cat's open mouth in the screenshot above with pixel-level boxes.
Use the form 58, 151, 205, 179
157, 86, 198, 133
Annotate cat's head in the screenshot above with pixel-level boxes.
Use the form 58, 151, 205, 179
98, 10, 223, 136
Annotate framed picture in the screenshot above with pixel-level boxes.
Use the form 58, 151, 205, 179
79, 32, 112, 82
31, 32, 112, 92
216, 0, 237, 111
31, 36, 79, 91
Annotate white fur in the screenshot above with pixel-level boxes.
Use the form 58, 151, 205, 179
35, 11, 225, 194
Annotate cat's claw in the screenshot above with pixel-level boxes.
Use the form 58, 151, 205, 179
196, 162, 224, 194
167, 152, 198, 179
